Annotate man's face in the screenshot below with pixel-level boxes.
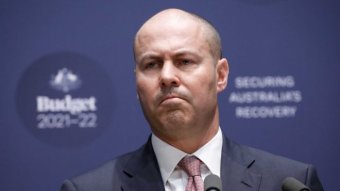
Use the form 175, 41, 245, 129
134, 16, 228, 141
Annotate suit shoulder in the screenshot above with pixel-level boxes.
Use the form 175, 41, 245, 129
61, 147, 143, 191
232, 142, 323, 190
225, 138, 311, 178
246, 145, 309, 170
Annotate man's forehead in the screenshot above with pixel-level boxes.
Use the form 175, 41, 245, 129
135, 10, 205, 51
134, 8, 221, 61
137, 23, 202, 43
136, 9, 200, 37
135, 23, 206, 60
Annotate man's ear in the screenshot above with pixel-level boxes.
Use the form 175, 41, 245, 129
216, 58, 229, 93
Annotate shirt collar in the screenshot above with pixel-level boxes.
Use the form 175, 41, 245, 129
151, 127, 223, 185
193, 128, 222, 177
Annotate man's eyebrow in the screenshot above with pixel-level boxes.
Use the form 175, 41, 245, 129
137, 49, 202, 63
173, 50, 203, 60
174, 49, 200, 56
137, 54, 160, 64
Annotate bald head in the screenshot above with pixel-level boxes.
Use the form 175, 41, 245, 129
134, 8, 222, 61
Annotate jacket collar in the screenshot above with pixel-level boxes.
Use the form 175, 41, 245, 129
120, 135, 261, 191
221, 136, 262, 191
121, 136, 165, 191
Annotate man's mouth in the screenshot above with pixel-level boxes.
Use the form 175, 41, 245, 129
159, 94, 183, 105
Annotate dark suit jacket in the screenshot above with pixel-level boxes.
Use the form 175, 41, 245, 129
61, 136, 324, 191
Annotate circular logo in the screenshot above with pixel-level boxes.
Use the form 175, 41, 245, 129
16, 52, 115, 147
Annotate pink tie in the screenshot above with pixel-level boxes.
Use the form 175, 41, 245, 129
178, 156, 204, 191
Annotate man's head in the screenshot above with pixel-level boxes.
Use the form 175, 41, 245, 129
134, 8, 229, 152
134, 9, 222, 61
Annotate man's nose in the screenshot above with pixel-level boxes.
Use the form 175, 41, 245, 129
159, 62, 180, 88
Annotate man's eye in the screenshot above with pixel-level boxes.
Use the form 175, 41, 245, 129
180, 59, 192, 65
145, 62, 158, 69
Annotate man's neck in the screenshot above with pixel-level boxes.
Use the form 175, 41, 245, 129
157, 124, 219, 153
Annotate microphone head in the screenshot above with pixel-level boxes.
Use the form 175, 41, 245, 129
281, 177, 310, 191
204, 174, 222, 191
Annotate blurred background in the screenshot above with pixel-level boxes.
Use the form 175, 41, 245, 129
1, 0, 339, 190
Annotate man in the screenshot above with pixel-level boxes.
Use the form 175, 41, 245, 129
61, 8, 324, 191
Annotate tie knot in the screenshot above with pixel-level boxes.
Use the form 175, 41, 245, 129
178, 156, 202, 177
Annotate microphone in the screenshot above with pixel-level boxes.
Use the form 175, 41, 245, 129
282, 177, 310, 191
204, 174, 222, 191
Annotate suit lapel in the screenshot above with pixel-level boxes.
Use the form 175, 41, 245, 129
120, 137, 165, 191
119, 135, 262, 191
221, 136, 262, 191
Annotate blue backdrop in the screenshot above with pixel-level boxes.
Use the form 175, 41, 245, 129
1, 1, 339, 190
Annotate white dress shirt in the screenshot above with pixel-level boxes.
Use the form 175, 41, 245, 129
151, 128, 223, 191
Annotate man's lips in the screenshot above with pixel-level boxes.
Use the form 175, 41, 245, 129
159, 94, 184, 105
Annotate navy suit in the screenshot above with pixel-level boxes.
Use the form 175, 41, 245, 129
61, 136, 324, 191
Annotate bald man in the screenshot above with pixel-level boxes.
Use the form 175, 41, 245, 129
61, 9, 323, 191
